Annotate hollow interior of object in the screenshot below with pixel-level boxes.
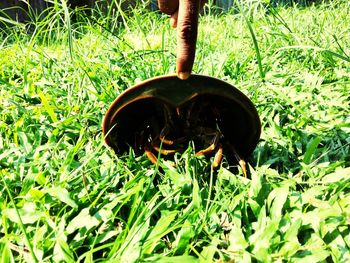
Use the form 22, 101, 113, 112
105, 94, 259, 159
106, 98, 166, 155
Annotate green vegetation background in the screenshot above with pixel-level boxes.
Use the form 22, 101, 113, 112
0, 1, 349, 262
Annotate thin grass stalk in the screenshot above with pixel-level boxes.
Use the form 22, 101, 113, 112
111, 0, 130, 30
60, 0, 73, 60
276, 45, 350, 63
268, 3, 350, 63
332, 34, 350, 61
267, 5, 293, 33
204, 166, 214, 222
133, 10, 152, 49
1, 175, 38, 263
116, 189, 181, 258
235, 0, 265, 80
0, 34, 11, 48
244, 13, 265, 80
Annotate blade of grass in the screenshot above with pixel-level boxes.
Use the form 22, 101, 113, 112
37, 88, 58, 123
61, 0, 73, 61
242, 9, 265, 80
277, 45, 350, 63
1, 171, 38, 263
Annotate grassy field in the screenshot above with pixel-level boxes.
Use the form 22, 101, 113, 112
0, 0, 349, 262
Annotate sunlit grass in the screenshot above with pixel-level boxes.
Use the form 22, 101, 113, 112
0, 0, 349, 262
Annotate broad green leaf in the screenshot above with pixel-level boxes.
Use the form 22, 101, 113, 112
95, 206, 113, 222
301, 187, 325, 205
279, 219, 302, 256
4, 203, 45, 224
232, 206, 243, 228
166, 166, 192, 189
94, 229, 120, 244
261, 219, 280, 243
17, 131, 32, 154
53, 238, 75, 263
82, 252, 94, 263
200, 245, 217, 262
45, 186, 78, 208
120, 219, 150, 263
248, 198, 262, 217
173, 220, 195, 255
228, 225, 249, 251
289, 192, 302, 209
322, 167, 350, 183
66, 208, 100, 234
303, 136, 322, 164
143, 210, 178, 254
192, 178, 200, 209
148, 255, 199, 263
254, 246, 270, 262
242, 251, 252, 263
38, 88, 58, 123
292, 249, 330, 262
284, 218, 302, 242
267, 186, 289, 220
34, 172, 47, 185
329, 234, 350, 262
249, 168, 262, 198
27, 188, 45, 200
279, 240, 301, 258
1, 243, 15, 263
250, 216, 279, 257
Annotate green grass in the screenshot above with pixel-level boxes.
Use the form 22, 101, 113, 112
0, 0, 349, 262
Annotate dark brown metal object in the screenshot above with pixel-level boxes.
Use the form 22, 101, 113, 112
103, 74, 261, 162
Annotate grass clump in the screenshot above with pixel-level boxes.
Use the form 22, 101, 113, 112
0, 0, 349, 262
